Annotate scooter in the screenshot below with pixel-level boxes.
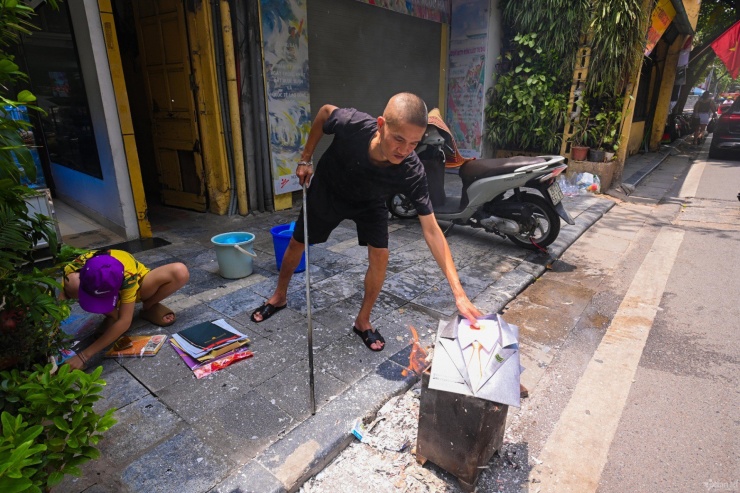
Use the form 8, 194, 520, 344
387, 118, 574, 250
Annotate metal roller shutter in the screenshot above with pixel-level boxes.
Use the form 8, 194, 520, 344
307, 0, 442, 160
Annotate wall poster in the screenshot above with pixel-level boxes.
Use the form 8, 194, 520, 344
353, 0, 450, 23
445, 0, 488, 158
645, 0, 676, 56
260, 0, 311, 195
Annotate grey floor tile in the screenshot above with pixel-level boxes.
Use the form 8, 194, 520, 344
255, 357, 349, 421
312, 267, 365, 300
285, 287, 336, 315
315, 327, 410, 385
120, 343, 192, 393
226, 330, 309, 387
231, 304, 304, 338
209, 460, 286, 493
192, 390, 293, 464
158, 370, 251, 423
121, 428, 231, 493
99, 395, 182, 464
93, 366, 151, 414
206, 287, 267, 318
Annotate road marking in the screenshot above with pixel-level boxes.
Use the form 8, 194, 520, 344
679, 159, 705, 198
531, 227, 684, 492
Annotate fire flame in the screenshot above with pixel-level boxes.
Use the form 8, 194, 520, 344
402, 325, 429, 377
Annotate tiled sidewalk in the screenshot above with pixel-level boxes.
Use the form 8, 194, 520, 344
57, 188, 615, 493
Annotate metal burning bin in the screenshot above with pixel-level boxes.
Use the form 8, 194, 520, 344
416, 370, 508, 491
416, 314, 520, 491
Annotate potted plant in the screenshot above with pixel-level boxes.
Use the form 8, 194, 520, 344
569, 101, 591, 161
589, 99, 623, 163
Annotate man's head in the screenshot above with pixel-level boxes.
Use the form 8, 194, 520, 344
74, 254, 124, 314
701, 91, 711, 99
376, 93, 428, 164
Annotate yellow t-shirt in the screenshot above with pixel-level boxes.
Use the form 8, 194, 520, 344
64, 249, 151, 304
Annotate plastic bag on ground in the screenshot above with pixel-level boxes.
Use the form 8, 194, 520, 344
575, 172, 600, 194
558, 175, 579, 196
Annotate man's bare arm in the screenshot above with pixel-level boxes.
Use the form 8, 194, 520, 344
297, 104, 338, 185
418, 213, 482, 327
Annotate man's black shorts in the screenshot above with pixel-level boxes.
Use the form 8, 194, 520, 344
292, 175, 389, 248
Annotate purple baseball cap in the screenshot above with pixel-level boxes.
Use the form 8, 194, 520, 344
78, 254, 124, 314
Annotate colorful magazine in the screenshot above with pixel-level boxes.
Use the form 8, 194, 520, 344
169, 339, 253, 379
105, 334, 167, 358
172, 319, 248, 359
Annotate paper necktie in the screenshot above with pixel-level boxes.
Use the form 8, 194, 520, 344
468, 340, 483, 391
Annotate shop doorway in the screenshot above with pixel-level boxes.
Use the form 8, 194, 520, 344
117, 0, 208, 212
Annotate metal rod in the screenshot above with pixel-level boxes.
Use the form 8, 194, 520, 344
303, 183, 316, 415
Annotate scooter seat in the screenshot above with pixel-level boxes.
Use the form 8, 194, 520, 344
459, 156, 547, 183
459, 156, 547, 209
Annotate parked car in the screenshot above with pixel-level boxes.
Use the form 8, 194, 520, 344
717, 99, 734, 115
708, 99, 740, 159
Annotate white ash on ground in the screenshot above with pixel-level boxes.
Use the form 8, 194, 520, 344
299, 381, 531, 493
299, 382, 460, 493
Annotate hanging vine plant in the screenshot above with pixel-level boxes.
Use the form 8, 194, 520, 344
501, 0, 592, 73
486, 0, 592, 152
587, 0, 653, 97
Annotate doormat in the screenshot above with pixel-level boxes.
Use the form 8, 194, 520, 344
100, 237, 171, 254
29, 238, 171, 271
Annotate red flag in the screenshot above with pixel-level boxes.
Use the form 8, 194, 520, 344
711, 20, 740, 79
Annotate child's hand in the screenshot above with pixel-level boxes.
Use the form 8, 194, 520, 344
65, 353, 86, 370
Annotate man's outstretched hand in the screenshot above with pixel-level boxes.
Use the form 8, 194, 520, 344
456, 297, 483, 329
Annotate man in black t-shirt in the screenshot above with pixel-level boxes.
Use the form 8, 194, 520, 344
251, 93, 481, 351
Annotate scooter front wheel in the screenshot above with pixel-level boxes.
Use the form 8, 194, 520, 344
387, 193, 419, 219
506, 193, 560, 249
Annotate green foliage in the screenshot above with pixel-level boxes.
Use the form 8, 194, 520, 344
501, 0, 592, 73
0, 5, 112, 490
0, 0, 76, 369
587, 0, 651, 97
485, 33, 568, 153
592, 101, 623, 151
0, 364, 116, 492
570, 100, 592, 147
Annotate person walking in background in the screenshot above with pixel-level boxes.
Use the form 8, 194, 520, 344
692, 91, 717, 145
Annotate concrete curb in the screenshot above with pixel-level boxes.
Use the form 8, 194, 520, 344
621, 150, 671, 195
620, 137, 693, 195
207, 197, 615, 493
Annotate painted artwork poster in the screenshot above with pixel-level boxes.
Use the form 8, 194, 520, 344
261, 0, 311, 195
644, 0, 676, 56
354, 0, 450, 23
446, 0, 487, 158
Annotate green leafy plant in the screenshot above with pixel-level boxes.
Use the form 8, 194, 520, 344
0, 364, 116, 492
587, 0, 651, 97
501, 0, 592, 74
590, 97, 624, 151
485, 33, 568, 153
0, 0, 81, 370
570, 99, 592, 147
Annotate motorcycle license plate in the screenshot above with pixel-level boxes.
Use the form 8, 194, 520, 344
547, 182, 564, 205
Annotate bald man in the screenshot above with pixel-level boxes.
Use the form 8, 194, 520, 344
251, 93, 481, 351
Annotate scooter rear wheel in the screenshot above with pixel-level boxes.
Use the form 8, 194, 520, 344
387, 193, 419, 219
506, 193, 560, 249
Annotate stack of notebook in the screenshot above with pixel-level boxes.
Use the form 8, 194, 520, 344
170, 319, 253, 378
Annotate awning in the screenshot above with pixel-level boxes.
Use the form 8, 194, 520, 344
670, 0, 695, 35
